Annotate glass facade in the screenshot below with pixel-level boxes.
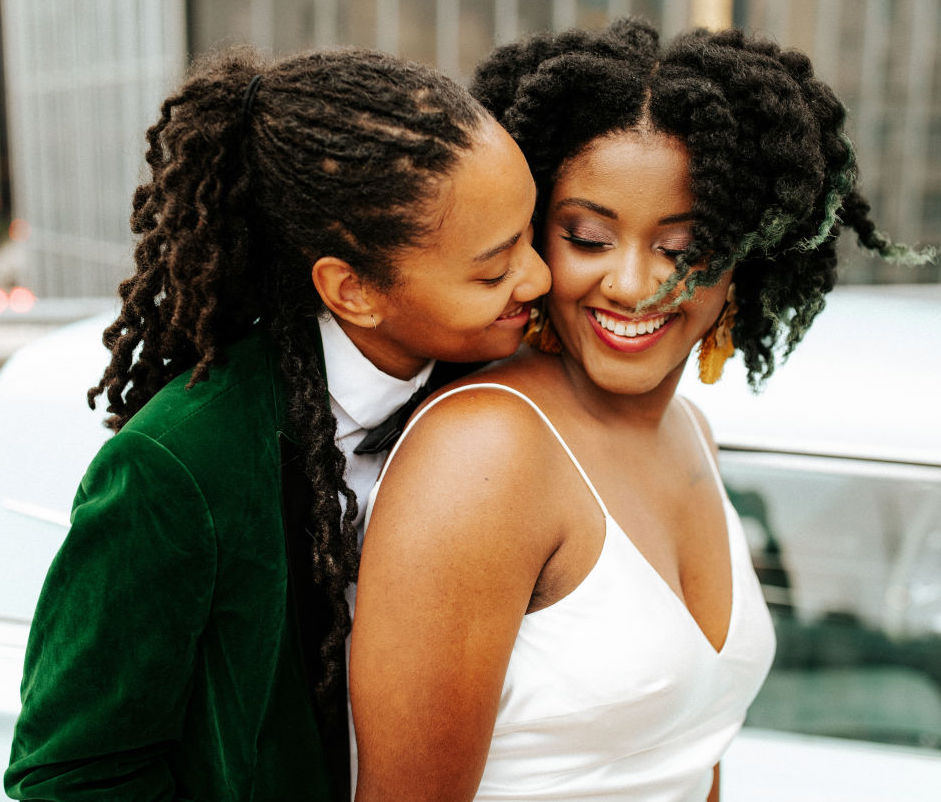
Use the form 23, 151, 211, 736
2, 0, 938, 296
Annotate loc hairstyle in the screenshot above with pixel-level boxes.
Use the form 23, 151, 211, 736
472, 18, 936, 386
88, 46, 486, 709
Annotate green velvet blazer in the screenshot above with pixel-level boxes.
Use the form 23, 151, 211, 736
4, 329, 348, 801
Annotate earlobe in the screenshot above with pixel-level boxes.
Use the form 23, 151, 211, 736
311, 256, 382, 328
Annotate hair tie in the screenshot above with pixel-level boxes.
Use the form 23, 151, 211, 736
239, 74, 263, 135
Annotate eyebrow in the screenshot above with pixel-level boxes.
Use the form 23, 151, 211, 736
473, 231, 522, 262
556, 198, 617, 219
658, 212, 696, 225
556, 198, 697, 226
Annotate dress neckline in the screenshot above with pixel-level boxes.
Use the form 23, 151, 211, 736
378, 382, 737, 655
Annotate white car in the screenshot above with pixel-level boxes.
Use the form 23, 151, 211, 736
1, 287, 939, 797
0, 312, 112, 775
678, 283, 941, 799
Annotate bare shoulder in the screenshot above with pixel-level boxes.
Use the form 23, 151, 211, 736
405, 352, 564, 469
382, 382, 559, 503
367, 378, 570, 554
419, 349, 562, 414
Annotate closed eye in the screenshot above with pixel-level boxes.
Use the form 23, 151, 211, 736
561, 234, 610, 250
480, 269, 512, 286
660, 248, 689, 262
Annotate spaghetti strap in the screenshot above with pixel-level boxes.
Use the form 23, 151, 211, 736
374, 382, 611, 519
675, 396, 724, 490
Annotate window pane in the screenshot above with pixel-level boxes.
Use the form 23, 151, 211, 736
721, 451, 941, 750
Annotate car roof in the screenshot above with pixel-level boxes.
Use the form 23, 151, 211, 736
0, 312, 113, 522
678, 284, 941, 467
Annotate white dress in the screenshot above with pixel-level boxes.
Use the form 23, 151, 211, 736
363, 383, 776, 802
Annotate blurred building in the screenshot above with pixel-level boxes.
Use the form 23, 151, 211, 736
1, 1, 186, 296
0, 9, 10, 243
1, 0, 939, 297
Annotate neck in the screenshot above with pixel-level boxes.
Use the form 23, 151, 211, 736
558, 352, 687, 429
335, 318, 427, 381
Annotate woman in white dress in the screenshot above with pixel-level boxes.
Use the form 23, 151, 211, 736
349, 19, 934, 802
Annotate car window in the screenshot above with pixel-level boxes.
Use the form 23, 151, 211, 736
720, 450, 941, 750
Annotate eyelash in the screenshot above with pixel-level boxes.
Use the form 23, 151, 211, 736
561, 234, 609, 250
481, 269, 512, 286
561, 235, 691, 261
661, 248, 689, 260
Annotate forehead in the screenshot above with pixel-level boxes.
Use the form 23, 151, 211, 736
553, 131, 692, 208
428, 118, 536, 247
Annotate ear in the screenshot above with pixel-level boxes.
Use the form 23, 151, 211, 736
311, 256, 384, 328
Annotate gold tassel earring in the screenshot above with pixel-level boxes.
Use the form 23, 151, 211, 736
523, 301, 564, 355
698, 283, 737, 384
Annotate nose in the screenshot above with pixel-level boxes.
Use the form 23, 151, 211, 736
514, 242, 552, 302
602, 246, 674, 311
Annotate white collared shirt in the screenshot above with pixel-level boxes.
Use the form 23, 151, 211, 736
318, 313, 435, 545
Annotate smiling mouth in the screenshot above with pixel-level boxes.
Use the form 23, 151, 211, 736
497, 304, 525, 320
592, 308, 672, 337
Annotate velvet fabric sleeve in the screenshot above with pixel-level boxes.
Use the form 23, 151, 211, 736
5, 430, 216, 801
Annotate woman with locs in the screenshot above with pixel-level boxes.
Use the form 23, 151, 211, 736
349, 19, 935, 802
4, 47, 548, 801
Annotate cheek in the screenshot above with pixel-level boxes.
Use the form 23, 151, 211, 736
546, 292, 582, 346
542, 230, 565, 269
691, 280, 733, 330
546, 253, 593, 308
544, 240, 575, 280
397, 294, 505, 339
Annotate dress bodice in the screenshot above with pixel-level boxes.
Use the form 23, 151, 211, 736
365, 383, 776, 801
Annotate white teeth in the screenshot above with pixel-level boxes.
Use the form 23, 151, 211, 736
594, 309, 667, 338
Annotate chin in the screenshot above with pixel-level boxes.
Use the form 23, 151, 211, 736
583, 361, 673, 397
447, 339, 523, 364
481, 335, 527, 361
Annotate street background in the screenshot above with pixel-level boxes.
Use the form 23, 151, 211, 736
0, 0, 938, 327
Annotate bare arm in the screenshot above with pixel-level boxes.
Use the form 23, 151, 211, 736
708, 763, 720, 802
350, 391, 560, 802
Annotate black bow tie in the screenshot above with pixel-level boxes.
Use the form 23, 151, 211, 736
352, 360, 486, 455
353, 383, 434, 455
